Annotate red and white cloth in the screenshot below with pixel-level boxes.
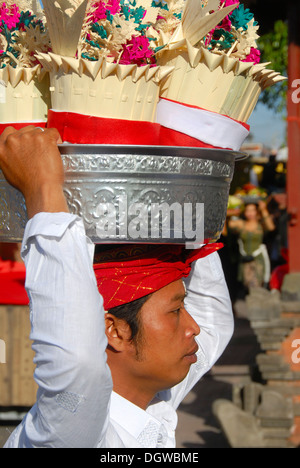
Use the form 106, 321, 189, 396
156, 98, 250, 151
46, 98, 249, 150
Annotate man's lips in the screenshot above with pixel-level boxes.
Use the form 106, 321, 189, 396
184, 344, 199, 362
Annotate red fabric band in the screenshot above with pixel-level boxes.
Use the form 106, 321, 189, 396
47, 110, 161, 145
93, 243, 223, 310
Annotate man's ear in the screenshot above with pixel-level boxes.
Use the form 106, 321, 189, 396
105, 313, 133, 351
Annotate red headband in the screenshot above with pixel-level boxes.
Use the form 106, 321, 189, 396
93, 243, 223, 310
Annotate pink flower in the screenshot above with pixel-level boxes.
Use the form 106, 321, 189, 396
91, 0, 120, 22
106, 0, 121, 15
219, 15, 232, 32
90, 2, 106, 21
223, 0, 240, 7
242, 47, 261, 64
0, 2, 20, 29
119, 35, 155, 66
214, 0, 239, 33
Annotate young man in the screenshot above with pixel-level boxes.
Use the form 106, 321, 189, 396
0, 126, 234, 448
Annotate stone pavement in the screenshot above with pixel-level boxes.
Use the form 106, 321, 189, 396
0, 299, 261, 449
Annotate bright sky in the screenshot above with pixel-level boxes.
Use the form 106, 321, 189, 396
247, 102, 287, 150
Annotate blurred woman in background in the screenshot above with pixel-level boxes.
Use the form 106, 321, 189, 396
228, 200, 275, 290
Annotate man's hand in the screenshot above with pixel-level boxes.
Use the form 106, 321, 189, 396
0, 126, 69, 219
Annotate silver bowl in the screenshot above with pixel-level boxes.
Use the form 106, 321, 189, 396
0, 145, 246, 245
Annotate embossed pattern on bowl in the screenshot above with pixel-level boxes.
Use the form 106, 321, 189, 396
0, 145, 246, 244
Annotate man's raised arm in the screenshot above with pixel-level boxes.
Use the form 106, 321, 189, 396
1, 127, 112, 448
0, 126, 68, 217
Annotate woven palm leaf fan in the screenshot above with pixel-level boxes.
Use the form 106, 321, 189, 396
42, 0, 88, 57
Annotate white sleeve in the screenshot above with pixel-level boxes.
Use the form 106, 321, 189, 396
4, 213, 113, 448
161, 251, 234, 409
185, 251, 234, 370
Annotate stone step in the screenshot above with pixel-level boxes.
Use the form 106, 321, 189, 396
257, 327, 293, 335
266, 381, 300, 396
261, 427, 292, 439
259, 364, 291, 373
293, 403, 300, 416
262, 371, 300, 381
256, 354, 286, 365
256, 334, 289, 343
258, 418, 293, 429
250, 319, 298, 329
259, 342, 283, 351
264, 438, 295, 448
280, 301, 300, 313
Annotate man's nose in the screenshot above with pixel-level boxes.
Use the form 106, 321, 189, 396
183, 308, 200, 337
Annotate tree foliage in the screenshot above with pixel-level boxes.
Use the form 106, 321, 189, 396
257, 19, 288, 113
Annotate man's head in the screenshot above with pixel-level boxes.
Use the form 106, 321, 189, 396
93, 243, 221, 408
104, 277, 200, 409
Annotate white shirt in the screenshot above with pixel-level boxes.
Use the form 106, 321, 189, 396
4, 212, 233, 448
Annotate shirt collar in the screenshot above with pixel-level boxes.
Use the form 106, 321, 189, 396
109, 391, 176, 448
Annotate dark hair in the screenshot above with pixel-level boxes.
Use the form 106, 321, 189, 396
108, 293, 152, 343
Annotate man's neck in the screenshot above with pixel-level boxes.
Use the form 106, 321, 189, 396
112, 383, 152, 410
106, 352, 156, 410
